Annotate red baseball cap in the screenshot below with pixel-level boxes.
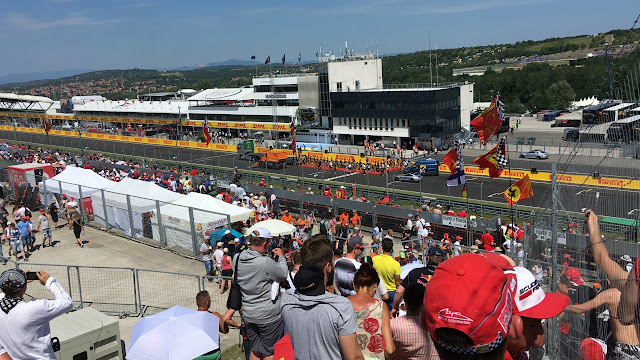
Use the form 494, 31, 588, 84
513, 266, 569, 319
565, 268, 585, 286
580, 338, 606, 360
423, 254, 516, 355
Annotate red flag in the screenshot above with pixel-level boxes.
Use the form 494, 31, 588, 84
42, 118, 52, 135
274, 333, 295, 360
504, 175, 534, 206
442, 148, 458, 176
202, 119, 211, 145
472, 143, 503, 178
470, 95, 505, 145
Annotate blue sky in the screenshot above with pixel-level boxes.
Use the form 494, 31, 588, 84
0, 0, 638, 76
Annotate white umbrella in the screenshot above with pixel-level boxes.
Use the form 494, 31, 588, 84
127, 305, 219, 360
246, 219, 296, 237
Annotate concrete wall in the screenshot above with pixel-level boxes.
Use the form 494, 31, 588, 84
327, 58, 383, 92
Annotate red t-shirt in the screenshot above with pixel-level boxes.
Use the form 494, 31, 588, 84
457, 210, 467, 217
481, 233, 495, 251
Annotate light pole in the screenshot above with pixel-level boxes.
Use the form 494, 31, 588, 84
480, 182, 484, 215
629, 209, 640, 243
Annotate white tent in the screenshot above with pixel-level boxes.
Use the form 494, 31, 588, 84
93, 178, 185, 238
39, 166, 115, 207
151, 193, 253, 252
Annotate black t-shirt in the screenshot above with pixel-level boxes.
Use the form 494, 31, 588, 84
221, 234, 235, 248
401, 263, 437, 288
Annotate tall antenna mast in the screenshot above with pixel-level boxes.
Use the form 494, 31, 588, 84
435, 43, 439, 86
429, 28, 433, 85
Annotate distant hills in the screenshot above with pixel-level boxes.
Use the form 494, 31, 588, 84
0, 69, 94, 86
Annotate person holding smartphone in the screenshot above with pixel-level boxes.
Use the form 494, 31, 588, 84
0, 269, 73, 359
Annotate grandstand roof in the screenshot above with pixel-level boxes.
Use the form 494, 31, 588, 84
0, 93, 54, 104
0, 93, 55, 112
603, 102, 635, 111
73, 99, 189, 115
187, 88, 254, 102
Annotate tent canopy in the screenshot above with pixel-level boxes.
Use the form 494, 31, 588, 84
158, 192, 252, 228
105, 178, 184, 205
42, 166, 115, 195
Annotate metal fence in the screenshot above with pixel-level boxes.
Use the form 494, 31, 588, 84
10, 259, 232, 318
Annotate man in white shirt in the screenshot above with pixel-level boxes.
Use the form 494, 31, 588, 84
406, 215, 413, 232
213, 242, 224, 276
0, 269, 73, 359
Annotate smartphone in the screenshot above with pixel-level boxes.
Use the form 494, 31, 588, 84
26, 272, 39, 281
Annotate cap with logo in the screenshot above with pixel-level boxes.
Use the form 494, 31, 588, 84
423, 253, 516, 355
293, 263, 325, 296
513, 266, 569, 319
565, 267, 585, 286
347, 236, 368, 250
580, 338, 607, 360
428, 246, 445, 257
251, 227, 272, 240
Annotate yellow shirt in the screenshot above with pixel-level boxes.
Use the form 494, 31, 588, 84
372, 254, 401, 291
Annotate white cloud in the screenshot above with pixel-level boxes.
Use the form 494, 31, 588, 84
2, 13, 119, 30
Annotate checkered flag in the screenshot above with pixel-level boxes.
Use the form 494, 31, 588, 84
496, 95, 505, 122
495, 137, 508, 169
453, 138, 464, 170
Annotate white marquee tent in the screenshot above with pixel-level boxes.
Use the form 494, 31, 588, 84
151, 193, 253, 251
39, 166, 115, 207
93, 178, 185, 237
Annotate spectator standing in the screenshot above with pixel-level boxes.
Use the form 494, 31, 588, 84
37, 209, 52, 248
220, 248, 232, 294
69, 212, 84, 248
0, 269, 73, 359
221, 230, 235, 251
8, 223, 25, 262
391, 283, 439, 360
200, 236, 214, 280
372, 238, 401, 311
392, 246, 445, 314
16, 217, 32, 253
334, 235, 366, 296
423, 254, 517, 360
234, 228, 287, 360
213, 242, 224, 276
481, 228, 495, 251
280, 237, 364, 360
348, 264, 395, 359
194, 290, 229, 360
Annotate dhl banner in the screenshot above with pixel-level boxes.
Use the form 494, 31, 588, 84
0, 112, 291, 130
180, 120, 290, 132
438, 164, 640, 190
2, 123, 636, 190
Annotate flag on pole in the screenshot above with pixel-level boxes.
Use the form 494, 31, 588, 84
265, 55, 271, 64
290, 121, 296, 154
462, 185, 467, 199
504, 174, 533, 205
470, 95, 505, 145
251, 55, 256, 60
446, 139, 466, 187
202, 118, 212, 145
42, 118, 52, 135
472, 137, 508, 178
298, 53, 302, 62
282, 54, 286, 65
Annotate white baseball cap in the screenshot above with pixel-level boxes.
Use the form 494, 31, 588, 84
251, 227, 272, 239
225, 229, 231, 235
513, 266, 569, 319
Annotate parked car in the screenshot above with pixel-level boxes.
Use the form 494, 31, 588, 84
519, 149, 549, 159
394, 173, 423, 182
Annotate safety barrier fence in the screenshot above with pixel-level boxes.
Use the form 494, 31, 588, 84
8, 259, 233, 318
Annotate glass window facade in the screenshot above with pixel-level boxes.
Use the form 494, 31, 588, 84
330, 87, 461, 138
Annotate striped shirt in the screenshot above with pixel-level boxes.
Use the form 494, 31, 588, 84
390, 315, 439, 360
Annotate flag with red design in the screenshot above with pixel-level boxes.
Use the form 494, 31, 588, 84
470, 95, 505, 145
202, 118, 212, 145
290, 121, 296, 154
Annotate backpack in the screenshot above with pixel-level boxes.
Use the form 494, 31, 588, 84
319, 221, 328, 235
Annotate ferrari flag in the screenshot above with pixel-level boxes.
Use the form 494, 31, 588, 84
290, 121, 296, 154
445, 139, 466, 187
504, 174, 533, 206
202, 118, 212, 145
472, 137, 508, 178
42, 118, 52, 135
470, 95, 505, 145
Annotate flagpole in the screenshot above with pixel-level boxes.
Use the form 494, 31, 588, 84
506, 132, 515, 257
